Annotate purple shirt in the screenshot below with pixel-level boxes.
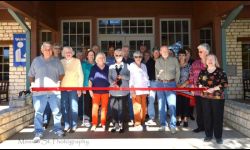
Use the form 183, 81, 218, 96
189, 59, 206, 96
89, 64, 110, 94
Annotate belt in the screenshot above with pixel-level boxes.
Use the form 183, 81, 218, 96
158, 79, 175, 82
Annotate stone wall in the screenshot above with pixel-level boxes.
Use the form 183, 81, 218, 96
0, 105, 34, 143
224, 100, 250, 137
0, 21, 31, 97
226, 20, 250, 99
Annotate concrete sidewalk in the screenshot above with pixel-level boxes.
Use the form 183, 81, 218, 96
0, 119, 250, 149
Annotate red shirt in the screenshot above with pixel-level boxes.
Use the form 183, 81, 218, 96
189, 59, 206, 96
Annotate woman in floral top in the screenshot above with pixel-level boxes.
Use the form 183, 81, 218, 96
198, 54, 228, 144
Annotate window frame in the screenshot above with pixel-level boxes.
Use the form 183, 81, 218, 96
160, 18, 191, 47
61, 19, 92, 53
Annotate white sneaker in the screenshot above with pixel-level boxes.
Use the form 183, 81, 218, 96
145, 119, 157, 126
170, 128, 177, 134
90, 125, 96, 131
134, 125, 143, 131
128, 120, 134, 126
33, 133, 43, 143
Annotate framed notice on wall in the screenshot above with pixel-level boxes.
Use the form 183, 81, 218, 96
13, 34, 26, 67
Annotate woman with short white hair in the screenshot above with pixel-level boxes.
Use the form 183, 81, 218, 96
129, 51, 149, 131
89, 52, 110, 131
61, 46, 84, 133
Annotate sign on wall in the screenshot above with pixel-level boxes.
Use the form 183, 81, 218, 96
13, 34, 26, 67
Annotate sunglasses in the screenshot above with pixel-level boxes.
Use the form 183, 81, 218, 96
134, 56, 142, 59
115, 55, 122, 57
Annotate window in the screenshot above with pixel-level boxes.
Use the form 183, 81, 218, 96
160, 19, 190, 48
200, 28, 213, 51
0, 47, 9, 80
62, 20, 91, 53
242, 44, 250, 79
40, 30, 52, 44
98, 19, 153, 35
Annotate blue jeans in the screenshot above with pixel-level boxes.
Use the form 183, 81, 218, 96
32, 94, 63, 134
61, 91, 78, 129
128, 94, 134, 121
148, 81, 159, 120
43, 102, 51, 124
157, 81, 177, 128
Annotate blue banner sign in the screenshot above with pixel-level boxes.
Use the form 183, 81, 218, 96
13, 34, 26, 67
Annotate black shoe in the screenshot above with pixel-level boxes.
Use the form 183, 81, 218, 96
43, 123, 48, 129
216, 138, 223, 144
111, 128, 116, 133
193, 128, 204, 133
183, 122, 188, 127
176, 121, 181, 127
204, 137, 212, 142
69, 129, 76, 133
119, 128, 125, 133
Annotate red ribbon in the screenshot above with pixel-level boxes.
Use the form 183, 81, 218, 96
32, 87, 206, 92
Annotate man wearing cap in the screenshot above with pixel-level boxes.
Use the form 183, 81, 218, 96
155, 45, 180, 134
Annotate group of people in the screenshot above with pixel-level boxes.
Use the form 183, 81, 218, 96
29, 42, 228, 145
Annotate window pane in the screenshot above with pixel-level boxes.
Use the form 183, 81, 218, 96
130, 20, 137, 26
4, 64, 8, 72
130, 27, 137, 34
115, 27, 121, 34
176, 34, 182, 42
138, 20, 145, 26
70, 22, 76, 34
175, 21, 181, 33
161, 21, 168, 33
63, 22, 69, 34
101, 41, 108, 52
144, 40, 151, 50
122, 27, 129, 34
84, 22, 90, 34
182, 21, 189, 32
77, 22, 83, 34
84, 35, 90, 47
146, 27, 152, 33
4, 73, 9, 80
122, 20, 129, 26
107, 27, 113, 34
129, 41, 136, 51
42, 32, 47, 42
99, 20, 107, 27
183, 34, 189, 45
77, 35, 83, 47
138, 27, 145, 34
115, 41, 123, 49
146, 20, 152, 26
168, 21, 175, 33
99, 28, 106, 34
70, 35, 76, 47
206, 29, 211, 39
169, 34, 175, 45
200, 30, 205, 39
63, 35, 69, 46
47, 32, 52, 42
